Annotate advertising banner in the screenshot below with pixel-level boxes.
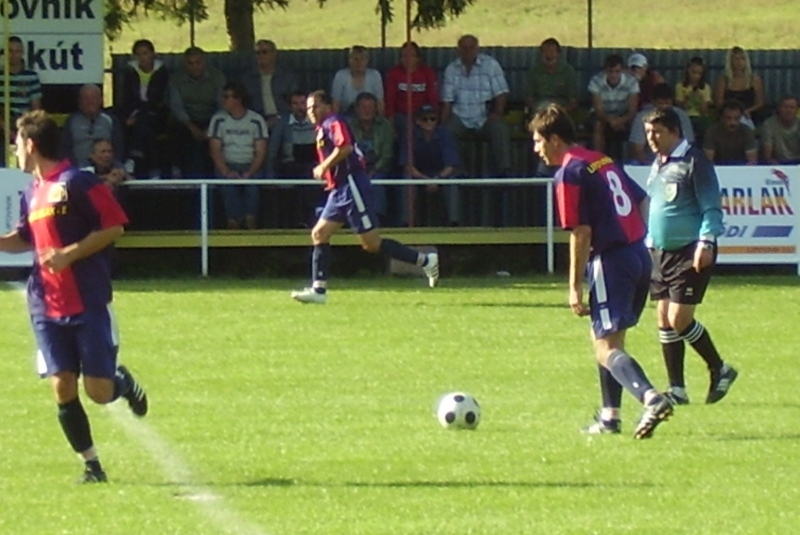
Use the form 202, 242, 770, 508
0, 168, 32, 267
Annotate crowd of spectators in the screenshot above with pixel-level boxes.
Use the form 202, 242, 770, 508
3, 35, 799, 229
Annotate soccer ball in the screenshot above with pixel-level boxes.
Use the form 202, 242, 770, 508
436, 392, 481, 430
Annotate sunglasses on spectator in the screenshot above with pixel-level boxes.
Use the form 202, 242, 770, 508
419, 116, 437, 122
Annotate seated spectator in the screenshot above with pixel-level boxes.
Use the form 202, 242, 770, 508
331, 45, 384, 116
118, 39, 170, 179
760, 95, 800, 165
0, 36, 42, 166
384, 41, 439, 135
588, 53, 639, 160
674, 56, 714, 141
241, 39, 298, 176
441, 34, 512, 177
629, 83, 694, 165
398, 104, 462, 227
347, 92, 394, 222
525, 37, 579, 114
703, 99, 757, 165
62, 84, 125, 168
169, 46, 226, 179
627, 52, 666, 109
84, 138, 133, 197
713, 46, 765, 128
208, 82, 268, 229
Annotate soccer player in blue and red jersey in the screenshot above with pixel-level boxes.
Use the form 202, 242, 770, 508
529, 103, 673, 439
0, 111, 148, 483
291, 90, 439, 304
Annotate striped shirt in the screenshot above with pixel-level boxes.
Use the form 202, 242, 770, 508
0, 69, 42, 122
588, 71, 639, 117
441, 54, 509, 129
208, 109, 269, 165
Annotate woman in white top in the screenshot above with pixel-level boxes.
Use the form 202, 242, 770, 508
331, 45, 385, 116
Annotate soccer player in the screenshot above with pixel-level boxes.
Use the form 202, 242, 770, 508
643, 106, 738, 405
0, 111, 148, 483
529, 103, 673, 439
291, 90, 439, 304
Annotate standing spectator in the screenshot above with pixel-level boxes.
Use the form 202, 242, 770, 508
169, 46, 226, 179
441, 34, 512, 177
674, 56, 714, 142
643, 106, 737, 406
529, 103, 674, 439
627, 52, 666, 109
525, 37, 579, 114
398, 104, 462, 227
0, 36, 42, 166
290, 90, 439, 304
119, 39, 170, 179
0, 110, 148, 483
347, 92, 394, 222
384, 41, 439, 134
208, 82, 268, 230
703, 100, 757, 165
331, 45, 385, 116
588, 53, 639, 160
61, 84, 125, 168
713, 46, 765, 127
760, 95, 800, 165
628, 84, 694, 166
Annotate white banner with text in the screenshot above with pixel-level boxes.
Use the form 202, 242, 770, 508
0, 168, 32, 267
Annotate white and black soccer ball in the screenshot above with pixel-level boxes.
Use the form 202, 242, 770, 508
436, 392, 481, 430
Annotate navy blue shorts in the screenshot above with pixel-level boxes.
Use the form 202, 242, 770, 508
319, 173, 378, 234
587, 241, 651, 339
32, 305, 119, 379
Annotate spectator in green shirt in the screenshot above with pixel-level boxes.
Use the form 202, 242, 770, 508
525, 37, 579, 115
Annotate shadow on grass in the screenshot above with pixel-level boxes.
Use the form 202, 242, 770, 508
712, 433, 800, 442
446, 302, 565, 309
228, 478, 655, 489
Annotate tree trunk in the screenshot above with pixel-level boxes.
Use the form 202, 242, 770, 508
224, 0, 255, 51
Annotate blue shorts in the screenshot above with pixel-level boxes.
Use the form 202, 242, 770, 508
32, 305, 119, 379
587, 241, 651, 339
319, 173, 378, 234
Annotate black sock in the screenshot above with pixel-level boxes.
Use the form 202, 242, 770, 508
85, 458, 104, 472
57, 398, 94, 454
679, 320, 723, 372
379, 238, 420, 265
659, 328, 686, 387
311, 244, 331, 292
606, 349, 655, 403
597, 364, 623, 412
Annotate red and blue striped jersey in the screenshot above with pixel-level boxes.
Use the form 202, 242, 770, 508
315, 113, 367, 190
555, 146, 647, 254
16, 160, 129, 319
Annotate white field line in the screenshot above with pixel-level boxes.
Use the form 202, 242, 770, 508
7, 282, 270, 535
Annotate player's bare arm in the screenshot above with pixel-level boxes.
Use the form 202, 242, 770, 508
0, 231, 32, 253
313, 144, 353, 180
40, 225, 124, 273
568, 225, 592, 317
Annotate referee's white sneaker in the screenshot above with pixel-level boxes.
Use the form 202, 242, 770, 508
423, 253, 440, 288
291, 287, 327, 304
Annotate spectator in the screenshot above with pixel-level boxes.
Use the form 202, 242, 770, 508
384, 41, 439, 135
674, 56, 714, 141
0, 36, 42, 165
61, 84, 125, 168
241, 39, 299, 177
208, 82, 268, 230
627, 52, 666, 109
441, 34, 512, 177
588, 53, 639, 160
84, 138, 133, 199
628, 83, 694, 165
760, 95, 800, 165
713, 46, 765, 128
169, 46, 225, 179
525, 37, 579, 114
347, 92, 394, 222
331, 45, 385, 116
398, 104, 462, 227
119, 39, 170, 179
703, 100, 757, 165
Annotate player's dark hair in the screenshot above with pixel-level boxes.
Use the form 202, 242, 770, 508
540, 37, 561, 51
223, 81, 250, 108
528, 103, 576, 144
682, 56, 707, 90
308, 89, 333, 107
603, 53, 624, 69
644, 106, 682, 134
16, 110, 61, 161
652, 83, 673, 102
132, 39, 155, 55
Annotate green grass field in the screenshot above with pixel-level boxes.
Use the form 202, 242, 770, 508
1, 275, 799, 534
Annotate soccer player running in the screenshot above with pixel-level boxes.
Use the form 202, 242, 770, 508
643, 106, 737, 405
291, 90, 439, 304
0, 111, 148, 483
530, 104, 673, 439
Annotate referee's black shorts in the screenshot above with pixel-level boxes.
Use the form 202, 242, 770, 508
649, 242, 716, 304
